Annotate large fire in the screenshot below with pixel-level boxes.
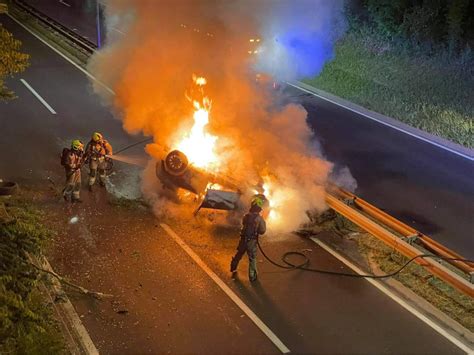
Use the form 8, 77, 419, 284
171, 76, 284, 226
263, 175, 296, 228
174, 76, 219, 171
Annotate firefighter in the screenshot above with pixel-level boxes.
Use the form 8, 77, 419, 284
230, 196, 267, 282
61, 139, 84, 203
85, 132, 113, 191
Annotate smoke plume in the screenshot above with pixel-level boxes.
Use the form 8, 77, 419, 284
254, 0, 346, 80
88, 0, 348, 232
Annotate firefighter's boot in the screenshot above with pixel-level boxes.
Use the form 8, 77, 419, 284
230, 258, 239, 273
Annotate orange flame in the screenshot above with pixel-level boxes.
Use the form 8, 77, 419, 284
193, 75, 207, 86
262, 175, 296, 228
174, 76, 219, 170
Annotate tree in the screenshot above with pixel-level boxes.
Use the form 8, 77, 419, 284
0, 24, 29, 101
446, 0, 470, 50
400, 0, 445, 45
364, 0, 413, 37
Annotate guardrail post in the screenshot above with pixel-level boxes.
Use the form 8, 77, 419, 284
326, 193, 474, 297
402, 234, 418, 245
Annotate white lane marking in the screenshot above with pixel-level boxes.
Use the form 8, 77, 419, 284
160, 223, 290, 354
20, 79, 57, 114
112, 27, 125, 35
287, 82, 474, 162
59, 0, 71, 7
310, 237, 473, 354
7, 13, 114, 95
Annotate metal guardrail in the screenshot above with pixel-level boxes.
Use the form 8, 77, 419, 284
13, 0, 97, 54
335, 188, 474, 275
326, 188, 474, 297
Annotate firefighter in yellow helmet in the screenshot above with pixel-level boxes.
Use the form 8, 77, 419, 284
61, 139, 84, 203
230, 196, 267, 282
84, 132, 113, 191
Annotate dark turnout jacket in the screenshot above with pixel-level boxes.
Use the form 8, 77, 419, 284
240, 212, 266, 240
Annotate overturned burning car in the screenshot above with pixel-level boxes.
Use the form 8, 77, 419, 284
155, 148, 268, 216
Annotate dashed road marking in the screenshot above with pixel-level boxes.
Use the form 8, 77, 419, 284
160, 223, 291, 354
20, 78, 57, 114
311, 237, 473, 354
7, 13, 114, 95
112, 27, 125, 35
59, 0, 71, 7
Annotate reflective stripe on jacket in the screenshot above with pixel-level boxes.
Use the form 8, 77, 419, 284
85, 139, 113, 159
65, 150, 83, 170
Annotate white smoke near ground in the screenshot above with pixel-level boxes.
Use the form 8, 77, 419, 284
330, 166, 358, 193
89, 0, 353, 233
106, 163, 142, 199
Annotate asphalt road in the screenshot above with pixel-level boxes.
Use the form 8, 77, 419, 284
0, 14, 134, 182
23, 0, 100, 45
285, 88, 474, 259
0, 14, 469, 355
45, 191, 278, 354
19, 0, 474, 261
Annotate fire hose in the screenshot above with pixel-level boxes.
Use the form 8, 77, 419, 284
112, 139, 474, 281
257, 241, 473, 279
113, 137, 154, 155
105, 137, 154, 175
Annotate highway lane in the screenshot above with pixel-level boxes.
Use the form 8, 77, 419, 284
46, 198, 279, 354
0, 15, 132, 181
0, 14, 468, 354
22, 0, 100, 45
284, 88, 474, 259
172, 221, 469, 354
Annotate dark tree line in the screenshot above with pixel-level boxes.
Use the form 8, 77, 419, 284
349, 0, 474, 51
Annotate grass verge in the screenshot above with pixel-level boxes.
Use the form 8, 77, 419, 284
0, 192, 64, 354
304, 31, 474, 148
